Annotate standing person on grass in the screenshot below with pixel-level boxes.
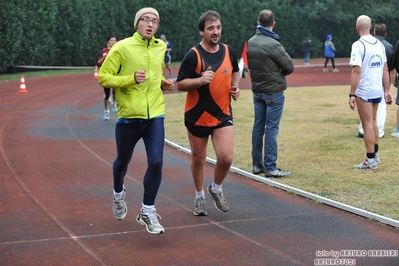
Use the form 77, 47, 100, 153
247, 9, 294, 177
357, 23, 395, 139
176, 10, 240, 216
97, 35, 117, 120
323, 34, 339, 73
160, 34, 173, 77
392, 40, 399, 138
98, 7, 175, 234
301, 37, 311, 65
349, 15, 392, 170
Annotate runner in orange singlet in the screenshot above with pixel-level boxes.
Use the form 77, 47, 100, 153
176, 10, 240, 216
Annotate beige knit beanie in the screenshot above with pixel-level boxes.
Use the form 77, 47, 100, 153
134, 7, 159, 28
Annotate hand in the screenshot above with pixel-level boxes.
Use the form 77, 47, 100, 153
134, 70, 146, 84
161, 79, 175, 91
230, 86, 240, 101
348, 96, 356, 111
202, 66, 214, 85
385, 91, 393, 105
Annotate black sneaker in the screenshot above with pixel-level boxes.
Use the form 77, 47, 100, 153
356, 132, 364, 138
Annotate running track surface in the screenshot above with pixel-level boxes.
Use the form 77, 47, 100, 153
1, 60, 398, 265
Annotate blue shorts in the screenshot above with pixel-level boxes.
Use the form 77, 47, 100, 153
358, 96, 382, 104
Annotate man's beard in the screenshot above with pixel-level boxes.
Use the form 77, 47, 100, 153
209, 36, 220, 46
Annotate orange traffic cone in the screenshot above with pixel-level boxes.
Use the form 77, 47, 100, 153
18, 75, 28, 93
93, 65, 99, 80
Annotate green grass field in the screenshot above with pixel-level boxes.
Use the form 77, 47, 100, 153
0, 68, 93, 81
163, 86, 399, 221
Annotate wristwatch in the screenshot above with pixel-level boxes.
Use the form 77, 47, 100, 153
349, 93, 357, 98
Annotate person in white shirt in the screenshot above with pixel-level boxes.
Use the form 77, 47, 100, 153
357, 23, 395, 138
348, 15, 392, 170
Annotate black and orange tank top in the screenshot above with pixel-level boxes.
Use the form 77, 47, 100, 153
185, 44, 233, 127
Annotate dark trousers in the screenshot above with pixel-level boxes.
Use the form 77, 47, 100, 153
324, 57, 335, 68
113, 118, 164, 205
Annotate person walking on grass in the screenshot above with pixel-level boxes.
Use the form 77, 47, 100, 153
349, 15, 392, 170
98, 7, 175, 234
247, 9, 294, 177
176, 10, 240, 216
323, 34, 339, 73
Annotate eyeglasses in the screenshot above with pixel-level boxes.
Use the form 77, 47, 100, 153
139, 17, 158, 25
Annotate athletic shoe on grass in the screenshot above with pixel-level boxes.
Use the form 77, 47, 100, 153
375, 153, 381, 164
265, 169, 291, 178
391, 131, 399, 138
354, 158, 378, 170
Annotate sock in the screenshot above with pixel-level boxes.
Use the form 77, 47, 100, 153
212, 182, 222, 193
195, 190, 205, 199
366, 153, 375, 163
142, 203, 155, 214
113, 190, 123, 201
374, 144, 379, 154
104, 109, 109, 113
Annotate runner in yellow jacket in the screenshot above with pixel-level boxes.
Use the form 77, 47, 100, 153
98, 7, 175, 235
99, 32, 168, 119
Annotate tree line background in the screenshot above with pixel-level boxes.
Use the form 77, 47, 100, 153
1, 0, 399, 74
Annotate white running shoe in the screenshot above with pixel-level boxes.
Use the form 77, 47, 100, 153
113, 187, 127, 220
136, 208, 165, 234
103, 110, 110, 120
193, 197, 207, 216
374, 153, 381, 164
391, 131, 399, 138
354, 158, 378, 170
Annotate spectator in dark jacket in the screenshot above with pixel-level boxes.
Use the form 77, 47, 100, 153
247, 9, 294, 178
392, 40, 399, 137
301, 37, 311, 65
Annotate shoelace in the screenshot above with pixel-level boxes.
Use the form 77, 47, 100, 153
114, 201, 125, 211
144, 211, 162, 225
195, 198, 206, 209
215, 191, 227, 204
